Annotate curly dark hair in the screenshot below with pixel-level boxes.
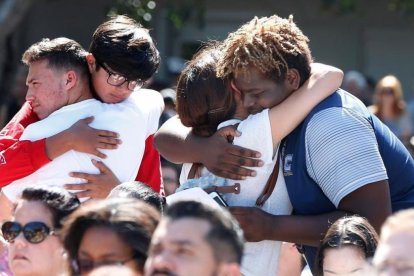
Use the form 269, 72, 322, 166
217, 15, 313, 86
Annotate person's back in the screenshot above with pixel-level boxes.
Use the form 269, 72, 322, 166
280, 87, 414, 267
0, 37, 150, 202
0, 15, 164, 195
3, 97, 146, 201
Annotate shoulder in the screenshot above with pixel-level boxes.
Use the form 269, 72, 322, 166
237, 109, 270, 130
132, 88, 163, 104
306, 106, 373, 137
128, 88, 164, 114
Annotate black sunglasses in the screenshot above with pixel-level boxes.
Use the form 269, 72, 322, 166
1, 221, 55, 244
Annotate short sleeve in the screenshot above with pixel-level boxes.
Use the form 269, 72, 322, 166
305, 107, 388, 207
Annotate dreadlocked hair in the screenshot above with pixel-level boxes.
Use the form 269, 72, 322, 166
217, 15, 313, 85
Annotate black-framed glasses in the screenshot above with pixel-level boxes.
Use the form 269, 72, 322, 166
73, 255, 137, 274
97, 61, 144, 91
1, 221, 55, 244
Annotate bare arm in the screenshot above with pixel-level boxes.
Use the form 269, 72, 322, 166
153, 116, 192, 164
269, 63, 343, 146
46, 117, 121, 159
230, 180, 391, 246
154, 116, 263, 180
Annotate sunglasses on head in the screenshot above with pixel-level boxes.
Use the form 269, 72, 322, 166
1, 221, 55, 244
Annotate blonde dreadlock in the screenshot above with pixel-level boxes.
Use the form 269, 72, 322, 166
217, 15, 313, 84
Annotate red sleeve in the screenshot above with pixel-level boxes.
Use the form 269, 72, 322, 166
0, 102, 39, 138
135, 134, 163, 194
0, 102, 50, 187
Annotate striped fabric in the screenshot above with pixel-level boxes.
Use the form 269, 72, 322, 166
305, 107, 388, 207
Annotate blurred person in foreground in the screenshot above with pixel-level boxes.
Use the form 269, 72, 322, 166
145, 200, 244, 276
62, 198, 160, 276
315, 216, 378, 276
1, 186, 80, 276
372, 209, 414, 275
107, 181, 165, 213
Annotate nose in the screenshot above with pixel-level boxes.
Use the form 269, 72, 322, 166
149, 251, 175, 273
11, 232, 28, 249
243, 95, 255, 109
25, 88, 35, 102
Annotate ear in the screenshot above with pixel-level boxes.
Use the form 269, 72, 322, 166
216, 263, 241, 276
85, 53, 96, 73
230, 80, 242, 98
286, 68, 301, 90
64, 70, 77, 90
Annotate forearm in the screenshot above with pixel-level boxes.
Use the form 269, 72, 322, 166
265, 210, 349, 247
45, 129, 73, 160
269, 63, 343, 144
154, 116, 202, 164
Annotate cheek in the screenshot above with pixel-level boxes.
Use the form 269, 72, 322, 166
94, 82, 114, 100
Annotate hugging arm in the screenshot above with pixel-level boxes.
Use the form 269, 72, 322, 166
230, 180, 390, 246
45, 116, 121, 159
0, 103, 120, 187
231, 107, 391, 246
154, 116, 263, 180
268, 63, 343, 145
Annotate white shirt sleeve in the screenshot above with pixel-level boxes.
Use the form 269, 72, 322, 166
305, 107, 388, 207
234, 109, 275, 163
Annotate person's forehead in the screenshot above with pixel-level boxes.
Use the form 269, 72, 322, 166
234, 67, 271, 90
14, 200, 52, 224
27, 60, 56, 78
155, 218, 211, 244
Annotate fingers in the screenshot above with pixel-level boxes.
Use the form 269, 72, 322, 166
80, 116, 94, 124
216, 125, 241, 138
210, 166, 255, 179
64, 183, 90, 190
226, 144, 262, 159
96, 142, 118, 150
97, 129, 119, 138
91, 159, 110, 174
74, 190, 92, 199
99, 136, 122, 145
69, 171, 98, 181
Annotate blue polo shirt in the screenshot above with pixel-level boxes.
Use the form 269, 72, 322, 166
281, 89, 414, 272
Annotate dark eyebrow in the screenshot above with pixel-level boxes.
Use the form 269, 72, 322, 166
170, 239, 195, 247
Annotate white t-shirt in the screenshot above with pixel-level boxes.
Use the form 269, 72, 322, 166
180, 109, 292, 276
3, 89, 163, 201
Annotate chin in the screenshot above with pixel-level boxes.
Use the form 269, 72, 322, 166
248, 109, 261, 115
11, 263, 34, 276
